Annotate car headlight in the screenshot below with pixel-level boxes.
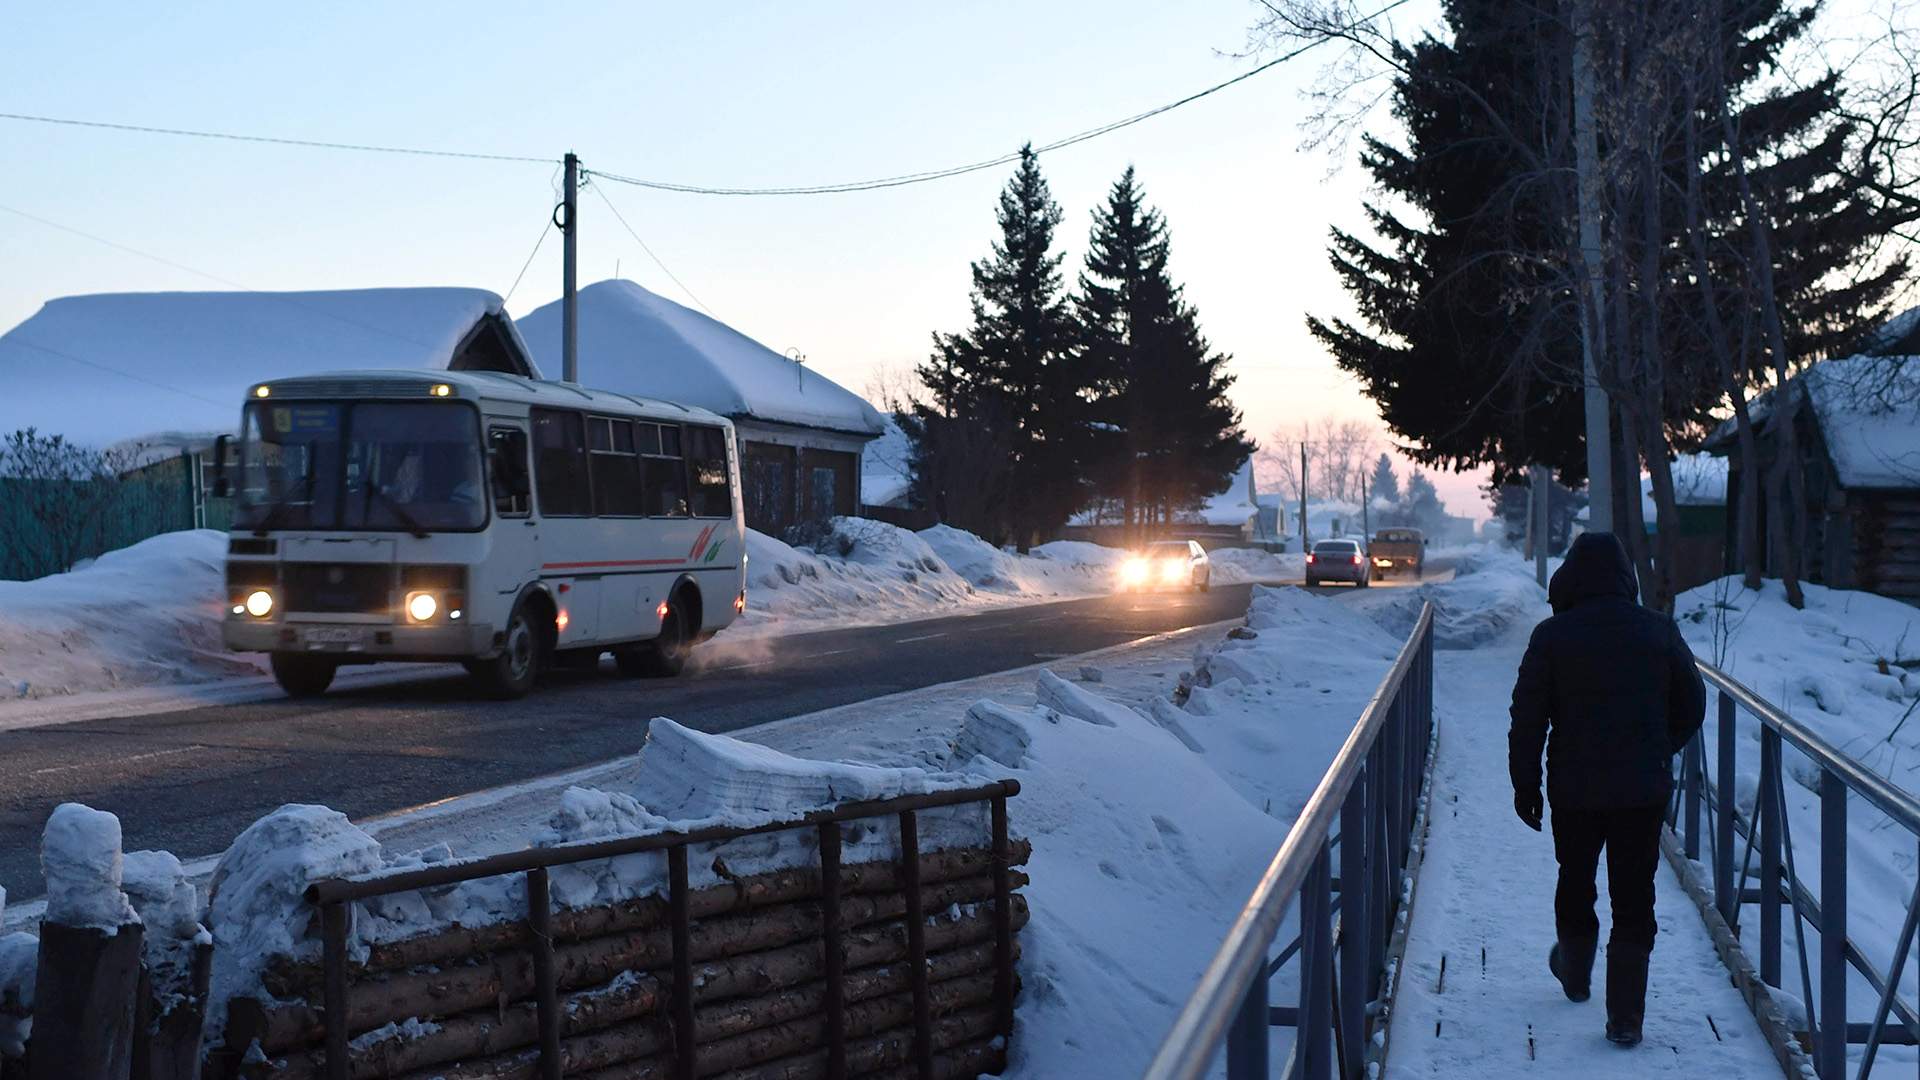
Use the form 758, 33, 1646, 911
405, 591, 439, 622
244, 590, 274, 618
1121, 558, 1148, 584
1161, 559, 1185, 581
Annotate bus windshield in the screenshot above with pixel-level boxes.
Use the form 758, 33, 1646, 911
236, 401, 486, 532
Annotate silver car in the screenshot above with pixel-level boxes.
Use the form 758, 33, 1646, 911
1306, 538, 1370, 587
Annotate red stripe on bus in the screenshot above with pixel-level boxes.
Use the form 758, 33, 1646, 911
541, 559, 685, 570
688, 525, 715, 559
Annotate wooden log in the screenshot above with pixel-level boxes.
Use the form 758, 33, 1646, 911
266, 843, 1031, 996
265, 902, 1027, 1078
30, 922, 145, 1080
257, 876, 1022, 1053
688, 1007, 1000, 1080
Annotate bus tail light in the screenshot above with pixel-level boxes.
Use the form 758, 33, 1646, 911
556, 609, 570, 632
734, 591, 746, 614
656, 601, 671, 619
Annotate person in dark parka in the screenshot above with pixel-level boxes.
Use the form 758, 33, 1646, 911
1509, 531, 1706, 1047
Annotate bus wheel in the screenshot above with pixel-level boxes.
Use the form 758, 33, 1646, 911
620, 598, 690, 678
471, 606, 541, 699
271, 653, 337, 698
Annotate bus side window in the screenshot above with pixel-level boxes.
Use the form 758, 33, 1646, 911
641, 422, 690, 518
531, 408, 591, 517
489, 427, 532, 516
687, 426, 732, 518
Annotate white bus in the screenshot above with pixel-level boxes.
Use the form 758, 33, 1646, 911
216, 370, 747, 699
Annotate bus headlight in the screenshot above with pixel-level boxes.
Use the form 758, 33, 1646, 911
405, 591, 439, 622
244, 590, 274, 618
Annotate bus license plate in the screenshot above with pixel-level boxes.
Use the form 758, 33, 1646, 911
303, 627, 366, 647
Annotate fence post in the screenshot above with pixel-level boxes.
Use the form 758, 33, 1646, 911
1715, 692, 1737, 924
668, 846, 695, 1080
1300, 843, 1334, 1080
1758, 727, 1782, 988
1225, 970, 1268, 1079
819, 822, 848, 1080
321, 901, 348, 1080
1338, 778, 1369, 1072
29, 922, 144, 1080
1817, 770, 1846, 1080
899, 811, 934, 1080
528, 867, 560, 1080
1682, 734, 1702, 861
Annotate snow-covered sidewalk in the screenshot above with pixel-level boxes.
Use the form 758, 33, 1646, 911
1387, 636, 1780, 1077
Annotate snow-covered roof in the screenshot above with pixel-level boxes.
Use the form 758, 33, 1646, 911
517, 280, 886, 438
0, 287, 531, 448
1195, 459, 1279, 527
1803, 355, 1920, 489
1671, 452, 1728, 506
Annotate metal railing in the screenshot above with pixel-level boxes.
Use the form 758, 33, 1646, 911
300, 779, 1022, 1080
1143, 601, 1437, 1080
1673, 660, 1920, 1078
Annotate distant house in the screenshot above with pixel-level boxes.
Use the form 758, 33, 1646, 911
0, 287, 537, 449
518, 281, 886, 536
1706, 350, 1920, 602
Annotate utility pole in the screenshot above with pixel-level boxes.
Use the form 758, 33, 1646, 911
1572, 0, 1613, 533
1361, 473, 1370, 540
1299, 442, 1310, 554
1532, 465, 1550, 587
561, 151, 580, 384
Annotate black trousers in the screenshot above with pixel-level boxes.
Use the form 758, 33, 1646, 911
1550, 802, 1664, 952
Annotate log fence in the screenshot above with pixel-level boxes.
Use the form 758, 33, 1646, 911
206, 780, 1023, 1080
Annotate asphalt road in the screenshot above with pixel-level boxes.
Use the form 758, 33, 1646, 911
0, 566, 1441, 900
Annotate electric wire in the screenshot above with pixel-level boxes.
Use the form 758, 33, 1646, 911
0, 111, 554, 164
588, 181, 720, 319
502, 217, 554, 306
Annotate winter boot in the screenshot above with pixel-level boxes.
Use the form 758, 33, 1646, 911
1604, 944, 1651, 1046
1549, 937, 1597, 1003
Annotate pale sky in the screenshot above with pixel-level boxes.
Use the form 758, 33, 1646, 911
1, 1, 1505, 519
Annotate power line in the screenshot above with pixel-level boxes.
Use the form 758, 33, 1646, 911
582, 19, 1387, 197
588, 181, 720, 319
502, 217, 554, 306
0, 111, 554, 165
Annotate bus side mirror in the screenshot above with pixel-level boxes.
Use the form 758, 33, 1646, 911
210, 434, 231, 498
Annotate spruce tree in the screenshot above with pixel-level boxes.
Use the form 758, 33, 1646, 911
1078, 168, 1254, 533
1369, 453, 1401, 506
906, 146, 1086, 546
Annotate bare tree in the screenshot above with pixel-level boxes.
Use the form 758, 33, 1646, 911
0, 429, 139, 579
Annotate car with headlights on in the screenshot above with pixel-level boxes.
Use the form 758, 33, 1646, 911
1119, 540, 1211, 592
1305, 538, 1370, 587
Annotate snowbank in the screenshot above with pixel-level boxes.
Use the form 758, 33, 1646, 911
1358, 545, 1545, 648
0, 927, 30, 1058
1207, 547, 1301, 586
0, 530, 265, 703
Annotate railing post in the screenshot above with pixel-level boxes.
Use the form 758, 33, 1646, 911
1682, 733, 1703, 862
1817, 770, 1846, 1080
1368, 743, 1391, 983
1299, 842, 1335, 1080
1758, 726, 1782, 988
1225, 968, 1269, 1078
1716, 691, 1737, 925
1338, 776, 1369, 1073
1383, 696, 1405, 876
528, 867, 561, 1080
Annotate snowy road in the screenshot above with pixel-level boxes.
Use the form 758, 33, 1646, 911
1386, 634, 1782, 1077
0, 571, 1441, 902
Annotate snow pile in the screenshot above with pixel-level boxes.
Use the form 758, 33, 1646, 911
633, 717, 956, 822
123, 850, 211, 1005
0, 923, 30, 1059
206, 805, 384, 1032
41, 803, 138, 930
1359, 545, 1544, 648
0, 529, 265, 703
739, 518, 1166, 635
1207, 547, 1301, 585
897, 585, 1403, 1075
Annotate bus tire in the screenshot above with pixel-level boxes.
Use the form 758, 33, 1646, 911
623, 591, 693, 677
471, 603, 542, 699
271, 653, 337, 698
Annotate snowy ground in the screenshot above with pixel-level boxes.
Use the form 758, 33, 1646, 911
0, 519, 1300, 728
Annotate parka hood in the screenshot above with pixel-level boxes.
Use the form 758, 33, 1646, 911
1548, 532, 1639, 613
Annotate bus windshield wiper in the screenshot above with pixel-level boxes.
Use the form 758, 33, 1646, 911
365, 485, 431, 539
252, 467, 317, 536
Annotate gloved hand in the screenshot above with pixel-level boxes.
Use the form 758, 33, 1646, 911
1515, 789, 1544, 831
